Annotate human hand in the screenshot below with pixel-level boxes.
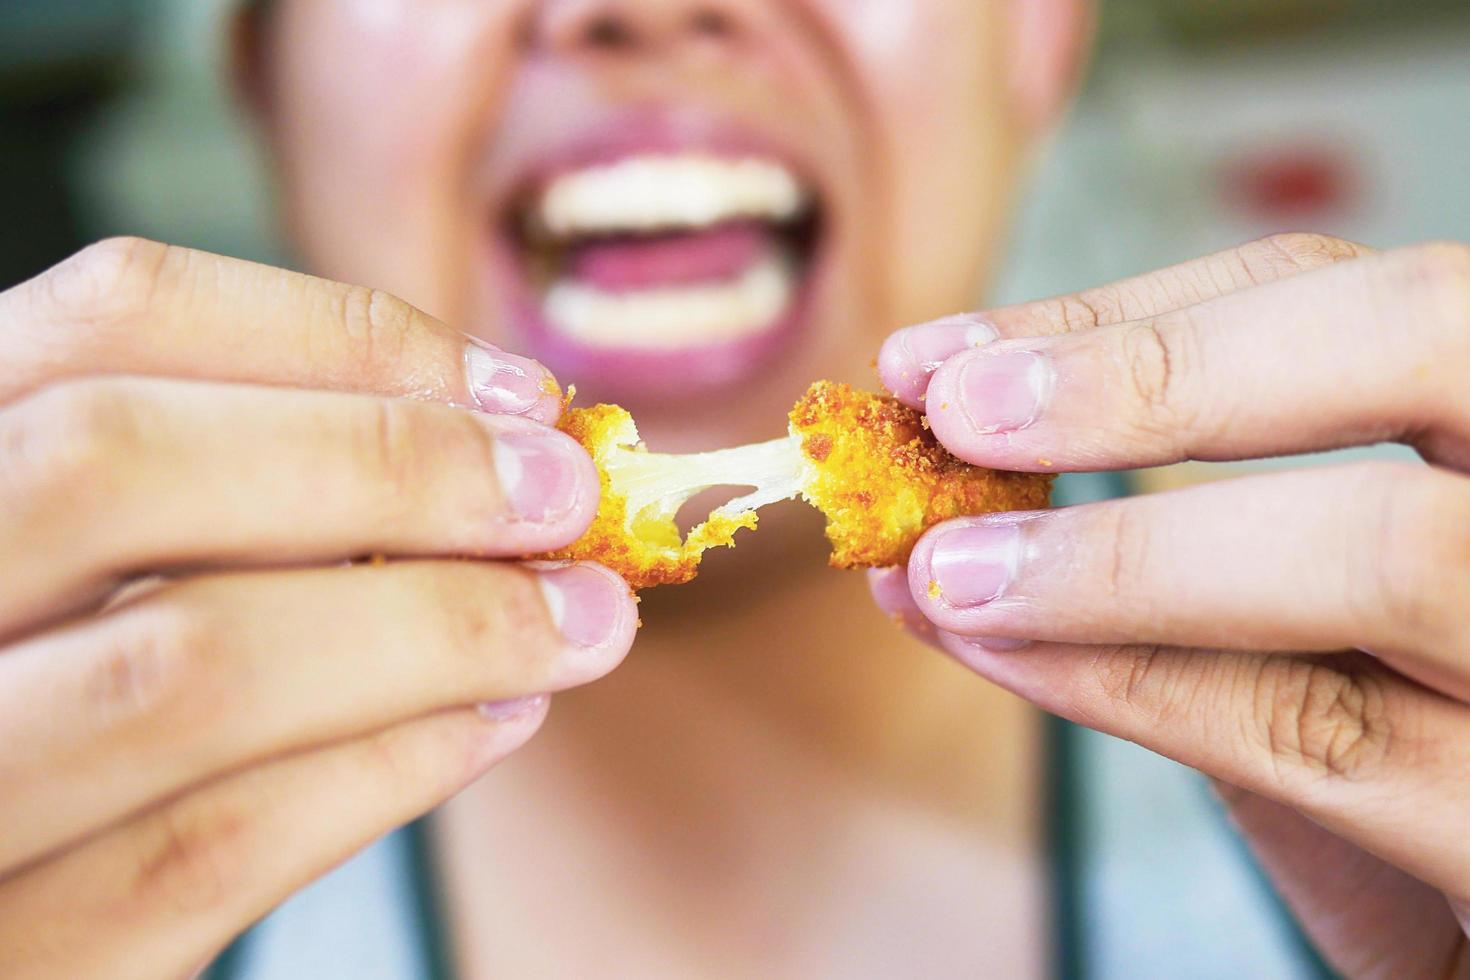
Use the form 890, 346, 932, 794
873, 233, 1470, 978
0, 239, 637, 978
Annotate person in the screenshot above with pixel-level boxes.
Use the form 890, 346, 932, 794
0, 1, 1466, 976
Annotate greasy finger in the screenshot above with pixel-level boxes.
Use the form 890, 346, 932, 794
923, 242, 1470, 472
0, 559, 634, 872
948, 638, 1470, 904
879, 232, 1371, 405
0, 700, 549, 980
907, 463, 1470, 698
0, 377, 599, 637
0, 237, 563, 423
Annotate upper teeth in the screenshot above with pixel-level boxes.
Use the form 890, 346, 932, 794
538, 154, 807, 237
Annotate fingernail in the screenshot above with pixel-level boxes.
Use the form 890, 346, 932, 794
536, 564, 624, 648
868, 567, 915, 616
904, 315, 999, 369
492, 434, 583, 523
956, 349, 1052, 434
928, 523, 1021, 608
464, 341, 558, 418
880, 315, 997, 402
868, 567, 935, 637
477, 694, 548, 721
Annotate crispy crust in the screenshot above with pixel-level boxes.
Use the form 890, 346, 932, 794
539, 381, 1053, 588
539, 404, 755, 589
791, 381, 1052, 568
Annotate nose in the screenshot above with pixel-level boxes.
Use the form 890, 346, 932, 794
532, 0, 745, 56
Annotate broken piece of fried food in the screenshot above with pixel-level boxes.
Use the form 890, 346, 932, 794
538, 381, 1052, 589
791, 381, 1053, 569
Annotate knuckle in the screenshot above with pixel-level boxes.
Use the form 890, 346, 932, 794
1251, 658, 1394, 785
1402, 241, 1470, 335
42, 236, 170, 327
359, 720, 480, 805
417, 564, 505, 664
1410, 471, 1470, 588
1114, 320, 1199, 437
1089, 644, 1204, 728
1057, 290, 1120, 332
5, 379, 151, 503
1119, 323, 1172, 407
350, 401, 505, 533
46, 377, 148, 447
411, 563, 545, 682
1092, 501, 1153, 602
1351, 463, 1468, 644
338, 285, 416, 377
1406, 239, 1470, 282
133, 793, 250, 915
352, 397, 429, 505
1253, 232, 1368, 276
1429, 488, 1470, 623
81, 601, 221, 741
359, 726, 431, 795
441, 572, 505, 664
1093, 643, 1164, 710
437, 413, 513, 528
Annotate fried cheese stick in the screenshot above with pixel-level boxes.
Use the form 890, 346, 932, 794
539, 381, 1052, 589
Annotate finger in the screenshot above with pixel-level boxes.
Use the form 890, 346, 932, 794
878, 232, 1371, 406
947, 639, 1470, 904
0, 699, 549, 980
865, 567, 1027, 654
0, 237, 563, 423
866, 567, 943, 646
907, 463, 1470, 698
0, 377, 599, 636
1214, 783, 1469, 979
922, 241, 1470, 472
0, 559, 634, 871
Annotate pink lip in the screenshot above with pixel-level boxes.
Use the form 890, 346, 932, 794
482, 106, 827, 403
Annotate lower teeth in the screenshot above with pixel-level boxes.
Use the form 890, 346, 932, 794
541, 252, 795, 349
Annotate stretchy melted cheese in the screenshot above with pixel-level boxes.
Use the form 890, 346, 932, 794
538, 381, 1053, 589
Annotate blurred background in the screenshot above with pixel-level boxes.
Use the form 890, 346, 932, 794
5, 0, 1470, 291
3, 2, 1467, 977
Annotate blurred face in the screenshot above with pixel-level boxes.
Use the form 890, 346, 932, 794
258, 0, 1027, 449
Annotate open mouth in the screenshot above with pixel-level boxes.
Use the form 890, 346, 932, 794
496, 148, 826, 399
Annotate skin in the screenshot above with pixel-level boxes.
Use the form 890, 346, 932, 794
876, 233, 1470, 978
0, 239, 638, 978
248, 1, 1079, 972
2, 2, 1084, 975
4, 3, 1464, 980
245, 0, 1063, 449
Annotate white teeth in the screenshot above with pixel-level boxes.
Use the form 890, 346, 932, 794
543, 254, 794, 348
526, 152, 814, 349
538, 154, 807, 236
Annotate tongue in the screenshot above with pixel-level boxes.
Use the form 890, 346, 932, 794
565, 223, 772, 291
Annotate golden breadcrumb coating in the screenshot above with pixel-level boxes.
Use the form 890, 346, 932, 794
791, 381, 1053, 568
539, 403, 757, 588
538, 381, 1052, 589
